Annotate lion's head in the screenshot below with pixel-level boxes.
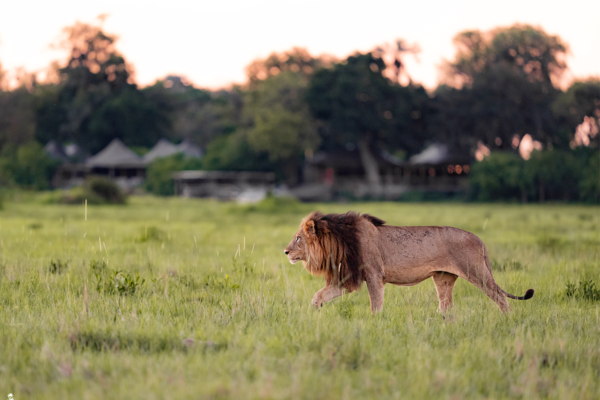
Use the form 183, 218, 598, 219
284, 211, 367, 291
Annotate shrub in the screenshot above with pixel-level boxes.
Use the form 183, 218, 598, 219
469, 152, 526, 201
525, 150, 579, 202
469, 149, 599, 203
85, 176, 126, 204
62, 176, 126, 205
579, 152, 600, 203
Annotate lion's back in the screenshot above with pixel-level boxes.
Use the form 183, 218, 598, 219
371, 224, 485, 270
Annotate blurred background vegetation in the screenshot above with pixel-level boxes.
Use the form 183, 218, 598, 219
0, 22, 598, 202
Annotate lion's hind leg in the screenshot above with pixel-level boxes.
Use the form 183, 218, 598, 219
432, 272, 458, 314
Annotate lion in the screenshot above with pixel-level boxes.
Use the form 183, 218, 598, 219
284, 211, 534, 314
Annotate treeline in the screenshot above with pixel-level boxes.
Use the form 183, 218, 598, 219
0, 22, 598, 201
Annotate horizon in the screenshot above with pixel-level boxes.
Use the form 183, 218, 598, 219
1, 0, 599, 91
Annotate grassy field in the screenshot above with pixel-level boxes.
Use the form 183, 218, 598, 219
0, 196, 599, 399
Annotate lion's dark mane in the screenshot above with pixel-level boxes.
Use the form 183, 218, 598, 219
304, 211, 385, 292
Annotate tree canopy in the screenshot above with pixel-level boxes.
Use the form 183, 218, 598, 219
431, 24, 578, 153
443, 24, 568, 87
306, 52, 429, 187
34, 22, 172, 153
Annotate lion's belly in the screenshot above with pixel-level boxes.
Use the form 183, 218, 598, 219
376, 226, 464, 284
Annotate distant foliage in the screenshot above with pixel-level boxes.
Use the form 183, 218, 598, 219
469, 152, 526, 202
145, 153, 202, 196
469, 149, 599, 203
579, 152, 600, 203
0, 142, 59, 190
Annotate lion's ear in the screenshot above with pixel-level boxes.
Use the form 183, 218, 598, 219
303, 219, 317, 237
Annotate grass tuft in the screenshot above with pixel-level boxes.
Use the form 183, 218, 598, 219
565, 279, 600, 301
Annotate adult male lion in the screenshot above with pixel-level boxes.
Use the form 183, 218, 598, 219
284, 211, 533, 314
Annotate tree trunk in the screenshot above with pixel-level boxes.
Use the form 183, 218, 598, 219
357, 138, 382, 196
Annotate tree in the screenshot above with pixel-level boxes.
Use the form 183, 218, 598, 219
0, 142, 59, 190
433, 24, 569, 153
245, 47, 333, 88
0, 87, 36, 150
443, 24, 568, 87
86, 88, 172, 150
145, 153, 202, 196
430, 67, 559, 152
200, 131, 275, 174
244, 71, 320, 184
142, 77, 243, 149
306, 52, 429, 191
552, 79, 600, 148
35, 22, 172, 153
201, 49, 328, 184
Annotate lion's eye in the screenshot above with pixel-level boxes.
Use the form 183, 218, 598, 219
295, 236, 300, 242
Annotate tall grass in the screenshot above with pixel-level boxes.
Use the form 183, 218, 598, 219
0, 197, 598, 399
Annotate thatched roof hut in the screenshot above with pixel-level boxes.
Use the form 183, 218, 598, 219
86, 138, 145, 169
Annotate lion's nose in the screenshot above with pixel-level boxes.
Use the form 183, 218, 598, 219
284, 250, 290, 255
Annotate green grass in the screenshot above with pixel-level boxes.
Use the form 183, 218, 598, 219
0, 196, 599, 399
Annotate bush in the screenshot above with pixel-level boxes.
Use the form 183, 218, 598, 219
145, 153, 203, 196
525, 150, 579, 201
579, 152, 600, 203
61, 176, 127, 205
85, 176, 126, 203
469, 152, 526, 202
469, 149, 599, 203
0, 142, 59, 190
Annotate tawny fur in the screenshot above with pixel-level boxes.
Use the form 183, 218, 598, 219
284, 212, 534, 314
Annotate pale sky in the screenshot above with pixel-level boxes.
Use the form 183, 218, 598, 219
1, 0, 598, 90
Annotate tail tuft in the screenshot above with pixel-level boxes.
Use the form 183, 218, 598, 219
523, 289, 534, 300
502, 288, 535, 300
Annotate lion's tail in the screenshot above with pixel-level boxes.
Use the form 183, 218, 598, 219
501, 288, 535, 300
482, 243, 534, 301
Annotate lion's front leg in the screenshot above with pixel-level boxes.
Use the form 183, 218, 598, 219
366, 278, 385, 314
311, 285, 344, 308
